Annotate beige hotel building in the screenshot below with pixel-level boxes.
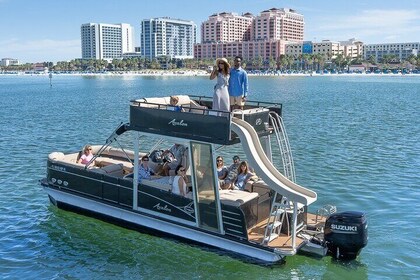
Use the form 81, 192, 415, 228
194, 8, 304, 61
285, 38, 364, 60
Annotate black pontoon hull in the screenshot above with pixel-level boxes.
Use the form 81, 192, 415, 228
42, 183, 285, 263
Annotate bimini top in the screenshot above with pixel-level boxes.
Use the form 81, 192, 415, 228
129, 95, 281, 145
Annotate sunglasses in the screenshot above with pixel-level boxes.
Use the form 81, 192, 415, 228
216, 160, 223, 162
180, 169, 186, 172
143, 159, 149, 162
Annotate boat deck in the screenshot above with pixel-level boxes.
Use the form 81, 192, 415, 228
247, 213, 326, 252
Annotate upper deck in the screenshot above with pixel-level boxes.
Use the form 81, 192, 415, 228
129, 95, 282, 145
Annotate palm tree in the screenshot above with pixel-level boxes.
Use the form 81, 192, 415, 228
333, 53, 344, 71
406, 54, 417, 70
313, 53, 324, 71
302, 54, 311, 71
268, 56, 276, 70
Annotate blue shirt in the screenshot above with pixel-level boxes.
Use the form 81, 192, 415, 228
138, 164, 154, 180
228, 67, 248, 97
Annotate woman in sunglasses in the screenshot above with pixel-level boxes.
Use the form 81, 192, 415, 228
77, 144, 94, 164
172, 165, 190, 198
216, 156, 228, 189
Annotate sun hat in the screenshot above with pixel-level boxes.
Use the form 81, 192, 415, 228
216, 57, 230, 68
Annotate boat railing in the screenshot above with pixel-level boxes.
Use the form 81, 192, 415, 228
129, 95, 283, 144
130, 95, 282, 118
129, 97, 232, 144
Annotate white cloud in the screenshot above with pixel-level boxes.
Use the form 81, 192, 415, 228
312, 9, 420, 43
0, 38, 80, 63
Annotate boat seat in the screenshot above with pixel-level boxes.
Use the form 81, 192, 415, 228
92, 163, 124, 177
95, 157, 133, 173
134, 95, 208, 114
244, 180, 271, 197
141, 176, 173, 192
219, 190, 259, 207
135, 95, 191, 108
101, 147, 146, 161
48, 151, 99, 169
185, 99, 208, 113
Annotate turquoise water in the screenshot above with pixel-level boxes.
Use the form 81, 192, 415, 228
0, 75, 419, 279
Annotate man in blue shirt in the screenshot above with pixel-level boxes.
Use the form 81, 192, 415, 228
228, 55, 248, 111
138, 155, 154, 181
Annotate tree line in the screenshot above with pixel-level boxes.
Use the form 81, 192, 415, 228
1, 53, 419, 72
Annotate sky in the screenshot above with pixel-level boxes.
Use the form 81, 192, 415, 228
0, 0, 419, 63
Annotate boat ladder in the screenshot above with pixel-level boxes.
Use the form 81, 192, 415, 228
262, 193, 290, 245
269, 112, 296, 182
261, 112, 296, 245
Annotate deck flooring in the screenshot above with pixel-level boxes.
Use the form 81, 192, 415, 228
247, 213, 326, 250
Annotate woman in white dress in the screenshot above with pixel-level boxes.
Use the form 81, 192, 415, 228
210, 57, 230, 112
172, 165, 191, 198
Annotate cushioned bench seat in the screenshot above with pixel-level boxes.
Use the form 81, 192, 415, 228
219, 190, 259, 207
91, 163, 124, 177
133, 95, 208, 113
95, 157, 133, 173
140, 176, 173, 192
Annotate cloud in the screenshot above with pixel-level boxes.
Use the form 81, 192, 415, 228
0, 38, 80, 63
312, 9, 420, 43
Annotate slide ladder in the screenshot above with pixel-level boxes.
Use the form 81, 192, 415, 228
269, 112, 296, 182
264, 112, 295, 243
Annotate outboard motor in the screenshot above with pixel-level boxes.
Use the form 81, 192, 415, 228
324, 211, 368, 260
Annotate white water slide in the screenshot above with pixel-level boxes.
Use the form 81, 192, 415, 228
231, 118, 317, 205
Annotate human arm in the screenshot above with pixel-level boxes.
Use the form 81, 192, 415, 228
210, 66, 218, 80
178, 177, 186, 196
242, 71, 249, 98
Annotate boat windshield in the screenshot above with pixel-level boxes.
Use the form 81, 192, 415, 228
190, 142, 221, 233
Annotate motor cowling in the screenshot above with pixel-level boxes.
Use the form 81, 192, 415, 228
324, 211, 368, 260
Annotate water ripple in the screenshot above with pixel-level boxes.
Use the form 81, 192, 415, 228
0, 75, 419, 279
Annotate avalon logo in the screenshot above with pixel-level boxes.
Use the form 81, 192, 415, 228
168, 119, 188, 127
153, 203, 172, 212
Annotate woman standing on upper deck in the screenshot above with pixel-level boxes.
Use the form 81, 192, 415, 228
210, 58, 230, 112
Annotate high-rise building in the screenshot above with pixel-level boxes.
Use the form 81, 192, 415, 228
252, 8, 304, 41
201, 12, 253, 43
194, 8, 304, 60
81, 23, 134, 60
141, 17, 196, 59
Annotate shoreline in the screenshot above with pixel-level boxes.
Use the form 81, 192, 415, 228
1, 70, 419, 77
